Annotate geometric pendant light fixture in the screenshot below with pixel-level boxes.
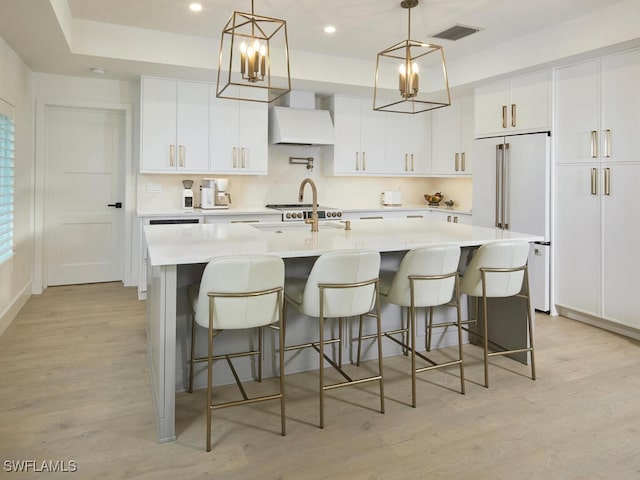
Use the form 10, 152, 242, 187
216, 0, 291, 103
373, 0, 451, 114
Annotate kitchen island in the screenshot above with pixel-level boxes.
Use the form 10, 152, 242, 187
144, 217, 542, 443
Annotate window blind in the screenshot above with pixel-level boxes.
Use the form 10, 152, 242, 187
0, 103, 14, 265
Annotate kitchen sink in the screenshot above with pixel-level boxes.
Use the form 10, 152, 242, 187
250, 222, 344, 232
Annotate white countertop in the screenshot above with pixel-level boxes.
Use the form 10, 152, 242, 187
144, 218, 541, 266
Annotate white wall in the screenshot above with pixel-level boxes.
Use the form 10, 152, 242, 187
137, 144, 473, 212
0, 36, 34, 335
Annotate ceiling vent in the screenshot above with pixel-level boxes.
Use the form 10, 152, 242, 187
432, 24, 481, 41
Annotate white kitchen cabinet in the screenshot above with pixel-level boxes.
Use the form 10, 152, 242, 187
327, 96, 386, 175
209, 85, 268, 175
140, 77, 210, 173
474, 70, 551, 138
555, 49, 640, 331
430, 210, 472, 224
385, 113, 431, 175
431, 94, 473, 175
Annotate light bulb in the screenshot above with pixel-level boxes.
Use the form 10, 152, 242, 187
240, 42, 247, 54
399, 63, 406, 75
412, 63, 419, 74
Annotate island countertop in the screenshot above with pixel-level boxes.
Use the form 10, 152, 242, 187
144, 217, 543, 267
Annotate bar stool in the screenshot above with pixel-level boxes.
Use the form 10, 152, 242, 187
358, 245, 465, 407
284, 249, 384, 428
188, 255, 285, 451
460, 240, 536, 388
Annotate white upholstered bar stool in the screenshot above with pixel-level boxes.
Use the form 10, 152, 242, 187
358, 245, 465, 407
188, 255, 285, 451
284, 249, 384, 429
460, 240, 536, 388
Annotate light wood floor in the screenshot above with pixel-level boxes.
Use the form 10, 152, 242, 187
1, 283, 639, 479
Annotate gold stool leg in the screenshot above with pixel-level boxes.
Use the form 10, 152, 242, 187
425, 306, 434, 352
481, 273, 490, 388
455, 276, 465, 395
206, 314, 215, 452
278, 292, 286, 436
410, 304, 417, 407
356, 315, 364, 366
189, 315, 196, 393
338, 317, 344, 368
258, 326, 263, 382
375, 282, 385, 414
524, 269, 536, 381
319, 312, 325, 429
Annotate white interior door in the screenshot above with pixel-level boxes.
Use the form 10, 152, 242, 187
45, 106, 124, 286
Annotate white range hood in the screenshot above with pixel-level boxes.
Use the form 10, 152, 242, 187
269, 91, 335, 145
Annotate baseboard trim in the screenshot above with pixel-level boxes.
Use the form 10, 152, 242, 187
556, 306, 640, 341
0, 282, 32, 337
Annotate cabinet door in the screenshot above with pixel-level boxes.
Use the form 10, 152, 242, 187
176, 81, 209, 172
555, 61, 600, 164
601, 163, 640, 327
555, 164, 601, 316
238, 101, 268, 174
474, 80, 510, 137
509, 70, 551, 133
359, 103, 386, 174
141, 78, 177, 172
385, 114, 411, 174
409, 112, 430, 174
210, 86, 240, 173
331, 96, 362, 175
601, 50, 640, 164
432, 100, 462, 174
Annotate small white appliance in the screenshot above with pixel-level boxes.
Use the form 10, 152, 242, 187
182, 180, 194, 211
381, 190, 402, 206
214, 178, 231, 208
200, 178, 216, 210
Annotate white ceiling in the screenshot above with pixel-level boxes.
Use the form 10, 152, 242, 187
0, 0, 637, 93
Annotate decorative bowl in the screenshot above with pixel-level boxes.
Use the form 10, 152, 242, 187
424, 193, 443, 205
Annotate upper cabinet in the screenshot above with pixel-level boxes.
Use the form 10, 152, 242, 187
209, 85, 268, 175
431, 94, 473, 175
140, 77, 210, 173
556, 49, 640, 165
327, 96, 386, 175
385, 112, 431, 175
140, 77, 268, 175
474, 70, 551, 138
326, 95, 432, 177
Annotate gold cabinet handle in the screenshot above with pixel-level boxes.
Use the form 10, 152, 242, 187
447, 215, 452, 222
502, 105, 507, 129
455, 152, 460, 172
453, 216, 459, 223
241, 147, 246, 168
355, 152, 359, 171
591, 167, 598, 195
604, 167, 611, 196
605, 129, 611, 158
169, 145, 175, 167
590, 131, 598, 158
405, 153, 408, 172
495, 145, 501, 227
511, 104, 516, 128
411, 153, 414, 172
362, 152, 366, 171
461, 152, 466, 172
232, 147, 237, 168
178, 145, 185, 167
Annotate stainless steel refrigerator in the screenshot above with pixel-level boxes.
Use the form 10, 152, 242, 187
473, 132, 551, 312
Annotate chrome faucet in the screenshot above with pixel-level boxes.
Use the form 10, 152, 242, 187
298, 178, 319, 232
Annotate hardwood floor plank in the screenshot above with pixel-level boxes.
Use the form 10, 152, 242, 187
1, 282, 639, 479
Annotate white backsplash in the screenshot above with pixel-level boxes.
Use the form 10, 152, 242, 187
137, 145, 472, 211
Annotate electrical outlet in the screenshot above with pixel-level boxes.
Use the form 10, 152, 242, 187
147, 183, 162, 193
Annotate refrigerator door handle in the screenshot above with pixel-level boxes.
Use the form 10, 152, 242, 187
503, 143, 510, 229
495, 144, 502, 228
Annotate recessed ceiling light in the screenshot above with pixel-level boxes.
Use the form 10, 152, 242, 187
189, 2, 203, 12
324, 25, 336, 34
90, 68, 105, 75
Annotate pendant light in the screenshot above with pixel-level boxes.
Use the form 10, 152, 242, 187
216, 0, 291, 103
373, 0, 451, 114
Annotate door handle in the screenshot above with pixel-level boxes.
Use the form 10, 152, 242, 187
511, 104, 516, 128
591, 168, 598, 195
590, 131, 598, 158
107, 202, 122, 209
461, 152, 466, 172
455, 152, 459, 172
495, 144, 501, 228
501, 105, 507, 129
604, 167, 611, 196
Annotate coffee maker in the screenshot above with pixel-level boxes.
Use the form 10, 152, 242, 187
214, 178, 231, 208
182, 180, 194, 211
